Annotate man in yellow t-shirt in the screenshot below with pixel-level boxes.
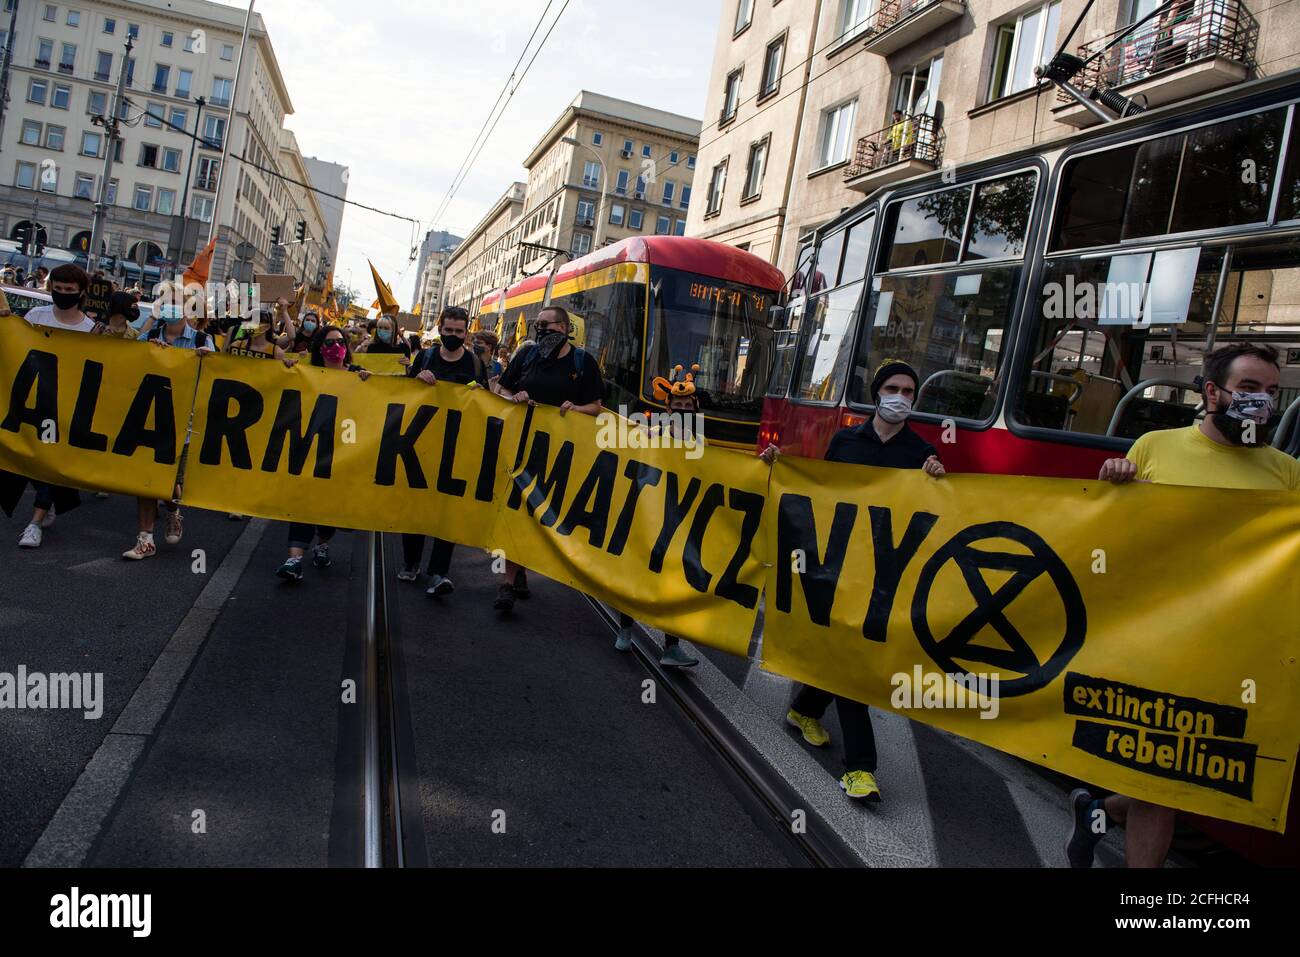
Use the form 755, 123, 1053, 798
1067, 343, 1298, 869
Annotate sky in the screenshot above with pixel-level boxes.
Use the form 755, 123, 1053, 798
232, 0, 723, 308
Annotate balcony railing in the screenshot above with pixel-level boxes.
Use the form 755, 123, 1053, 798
861, 0, 955, 35
844, 112, 944, 180
34, 57, 50, 69
1058, 0, 1257, 102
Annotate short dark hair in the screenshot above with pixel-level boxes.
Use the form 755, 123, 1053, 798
49, 263, 90, 291
440, 305, 470, 324
107, 291, 139, 321
538, 305, 569, 326
1203, 343, 1280, 394
476, 330, 499, 351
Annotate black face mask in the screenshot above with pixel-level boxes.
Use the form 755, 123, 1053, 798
440, 334, 464, 353
52, 291, 83, 311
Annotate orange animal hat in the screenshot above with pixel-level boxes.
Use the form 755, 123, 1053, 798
652, 363, 700, 404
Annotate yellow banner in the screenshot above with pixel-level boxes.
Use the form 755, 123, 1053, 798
762, 457, 1300, 832
353, 353, 409, 376
0, 319, 199, 500
3, 319, 1299, 830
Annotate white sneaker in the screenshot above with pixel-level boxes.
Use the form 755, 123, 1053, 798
164, 509, 183, 545
39, 512, 56, 529
122, 533, 157, 561
18, 524, 41, 548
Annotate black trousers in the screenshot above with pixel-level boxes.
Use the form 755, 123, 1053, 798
288, 523, 335, 550
792, 683, 877, 773
401, 534, 455, 577
617, 612, 679, 647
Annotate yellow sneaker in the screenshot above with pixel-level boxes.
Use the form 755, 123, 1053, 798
786, 709, 831, 748
840, 770, 881, 802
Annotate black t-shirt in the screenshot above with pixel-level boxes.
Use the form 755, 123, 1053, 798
825, 420, 937, 469
410, 347, 488, 388
497, 344, 603, 408
365, 337, 411, 356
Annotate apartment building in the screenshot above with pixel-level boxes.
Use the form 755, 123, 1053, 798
0, 0, 342, 284
442, 182, 526, 314
517, 91, 701, 274
690, 0, 1299, 275
412, 227, 461, 317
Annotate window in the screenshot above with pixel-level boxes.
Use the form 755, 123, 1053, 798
816, 100, 857, 169
74, 173, 95, 199
674, 219, 686, 236
687, 154, 696, 170
161, 31, 173, 47
609, 203, 626, 226
576, 199, 595, 225
59, 42, 75, 72
629, 208, 644, 230
191, 195, 214, 222
680, 184, 692, 209
635, 175, 647, 198
722, 68, 742, 123
51, 84, 70, 109
156, 188, 176, 215
103, 17, 114, 34
153, 64, 169, 93
124, 57, 134, 86
615, 169, 630, 195
1052, 109, 1288, 251
40, 165, 57, 192
95, 50, 112, 81
105, 179, 117, 204
203, 115, 226, 149
87, 90, 107, 115
133, 184, 152, 210
895, 54, 943, 117
211, 77, 232, 107
162, 147, 182, 172
571, 232, 592, 255
139, 144, 158, 168
21, 120, 42, 146
176, 68, 192, 98
663, 180, 675, 205
15, 161, 37, 190
642, 144, 652, 158
221, 43, 234, 60
761, 34, 785, 98
113, 138, 123, 162
183, 34, 194, 53
145, 102, 164, 127
592, 130, 603, 146
707, 160, 728, 215
196, 156, 219, 188
734, 0, 753, 34
882, 172, 1035, 270
840, 215, 874, 284
988, 1, 1061, 101
45, 125, 65, 150
126, 23, 138, 38
623, 138, 634, 155
43, 5, 55, 22
36, 38, 52, 67
670, 150, 679, 164
170, 107, 188, 129
743, 136, 769, 199
67, 10, 79, 27
582, 160, 600, 188
656, 215, 671, 235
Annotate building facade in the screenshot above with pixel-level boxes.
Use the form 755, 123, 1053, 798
690, 0, 1299, 275
518, 91, 701, 274
412, 226, 461, 317
442, 182, 525, 315
0, 0, 342, 286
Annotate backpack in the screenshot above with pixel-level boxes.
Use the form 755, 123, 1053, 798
414, 345, 486, 384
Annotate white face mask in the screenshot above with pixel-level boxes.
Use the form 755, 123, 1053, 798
876, 393, 913, 424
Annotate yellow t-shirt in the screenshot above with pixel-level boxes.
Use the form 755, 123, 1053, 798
1128, 425, 1300, 491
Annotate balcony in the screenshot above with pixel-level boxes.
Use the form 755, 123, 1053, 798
844, 112, 944, 193
58, 62, 74, 75
1052, 0, 1257, 128
860, 0, 966, 57
34, 58, 50, 70
195, 176, 218, 191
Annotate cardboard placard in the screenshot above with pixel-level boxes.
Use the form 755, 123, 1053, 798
84, 278, 115, 318
254, 273, 297, 304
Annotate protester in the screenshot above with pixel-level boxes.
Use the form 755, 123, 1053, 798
121, 304, 215, 560
761, 359, 946, 802
356, 314, 410, 357
612, 365, 709, 668
225, 307, 290, 362
15, 264, 97, 548
274, 326, 371, 581
290, 310, 320, 353
28, 266, 49, 289
1068, 342, 1300, 868
96, 291, 142, 340
397, 306, 488, 594
491, 306, 603, 611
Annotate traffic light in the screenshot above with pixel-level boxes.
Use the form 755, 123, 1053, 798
295, 220, 306, 242
270, 225, 281, 245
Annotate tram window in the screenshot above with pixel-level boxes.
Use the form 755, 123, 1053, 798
790, 241, 815, 296
1122, 134, 1184, 240
1015, 248, 1224, 438
840, 215, 874, 285
813, 228, 845, 291
883, 184, 970, 270
1280, 120, 1300, 222
849, 265, 1020, 421
791, 281, 863, 403
1172, 109, 1285, 233
551, 281, 641, 407
964, 173, 1035, 261
1052, 144, 1140, 249
767, 297, 805, 398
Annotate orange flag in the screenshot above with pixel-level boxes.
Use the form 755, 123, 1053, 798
368, 260, 400, 316
183, 238, 217, 287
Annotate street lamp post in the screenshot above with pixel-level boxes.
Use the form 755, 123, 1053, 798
561, 136, 607, 249
87, 34, 134, 275
173, 95, 207, 270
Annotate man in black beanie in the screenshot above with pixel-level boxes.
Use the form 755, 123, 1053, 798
760, 358, 945, 802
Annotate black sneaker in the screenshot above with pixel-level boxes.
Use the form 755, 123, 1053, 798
426, 575, 454, 598
493, 583, 516, 611
312, 542, 332, 568
276, 557, 304, 582
1065, 788, 1105, 868
512, 568, 531, 599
